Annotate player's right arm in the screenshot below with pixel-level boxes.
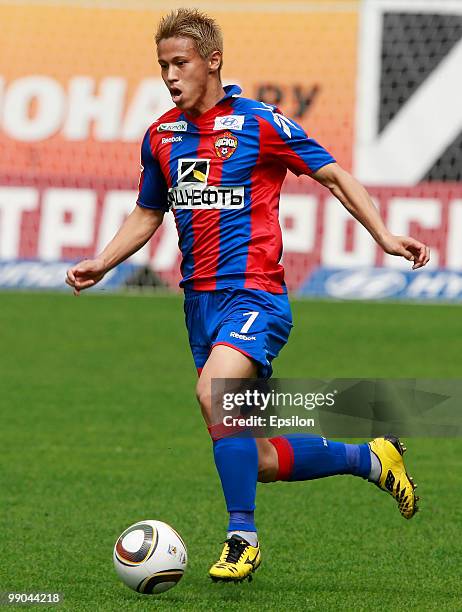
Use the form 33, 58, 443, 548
66, 127, 169, 295
65, 206, 164, 295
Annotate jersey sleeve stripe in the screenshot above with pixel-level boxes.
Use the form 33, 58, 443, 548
136, 128, 169, 211
257, 112, 335, 176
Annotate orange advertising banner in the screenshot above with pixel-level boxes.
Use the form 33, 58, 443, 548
0, 3, 358, 184
1, 2, 462, 294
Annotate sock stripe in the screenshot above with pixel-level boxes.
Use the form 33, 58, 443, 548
208, 422, 245, 441
269, 436, 294, 481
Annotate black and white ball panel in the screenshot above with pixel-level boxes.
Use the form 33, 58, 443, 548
115, 523, 158, 566
137, 569, 184, 594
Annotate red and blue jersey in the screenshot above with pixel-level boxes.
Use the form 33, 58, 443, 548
137, 84, 335, 294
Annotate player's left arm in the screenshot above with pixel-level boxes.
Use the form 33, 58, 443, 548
312, 162, 430, 269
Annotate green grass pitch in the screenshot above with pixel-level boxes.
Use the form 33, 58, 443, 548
1, 292, 461, 611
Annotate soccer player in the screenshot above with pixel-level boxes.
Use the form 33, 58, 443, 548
66, 9, 430, 583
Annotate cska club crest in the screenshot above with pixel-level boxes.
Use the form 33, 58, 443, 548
214, 131, 238, 159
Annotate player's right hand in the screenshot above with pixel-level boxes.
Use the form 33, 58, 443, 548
65, 258, 107, 296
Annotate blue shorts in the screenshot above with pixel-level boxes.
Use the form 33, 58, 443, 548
184, 288, 293, 378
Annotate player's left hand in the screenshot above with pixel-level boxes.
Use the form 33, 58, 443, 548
380, 235, 430, 270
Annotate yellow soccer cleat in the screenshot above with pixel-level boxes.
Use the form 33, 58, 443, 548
209, 535, 261, 583
369, 435, 420, 519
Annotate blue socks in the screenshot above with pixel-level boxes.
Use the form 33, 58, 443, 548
212, 437, 258, 532
270, 435, 371, 481
211, 434, 372, 543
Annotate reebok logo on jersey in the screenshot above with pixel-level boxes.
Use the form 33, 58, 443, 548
161, 135, 183, 144
230, 331, 256, 341
214, 132, 238, 159
157, 120, 188, 132
213, 115, 244, 131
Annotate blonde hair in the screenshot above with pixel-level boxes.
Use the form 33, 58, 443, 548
156, 8, 223, 66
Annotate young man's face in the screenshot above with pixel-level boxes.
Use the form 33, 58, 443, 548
157, 36, 216, 114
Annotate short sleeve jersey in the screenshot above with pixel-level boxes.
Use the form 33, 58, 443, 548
137, 85, 335, 293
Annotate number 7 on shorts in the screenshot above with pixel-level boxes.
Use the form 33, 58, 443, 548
240, 311, 259, 334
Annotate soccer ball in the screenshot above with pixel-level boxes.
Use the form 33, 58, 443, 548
113, 520, 187, 594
